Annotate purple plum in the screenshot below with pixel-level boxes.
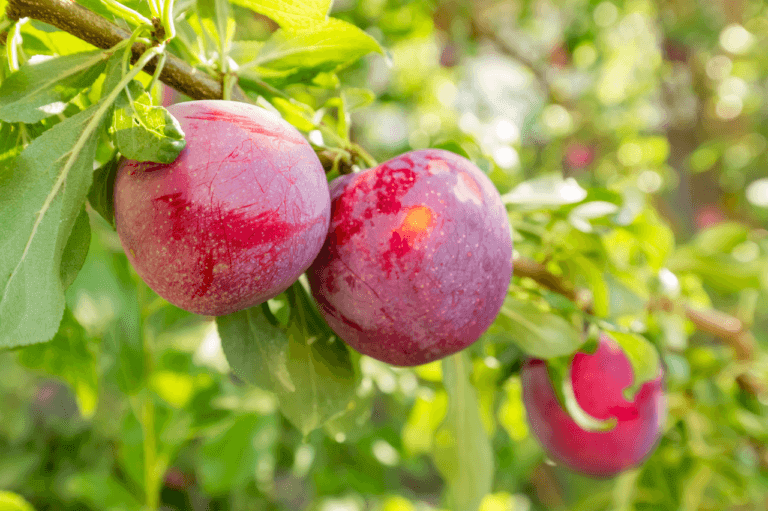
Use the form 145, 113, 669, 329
113, 100, 330, 316
309, 149, 513, 366
521, 335, 666, 478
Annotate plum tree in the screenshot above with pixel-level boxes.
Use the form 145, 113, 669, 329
113, 100, 330, 316
309, 149, 513, 366
521, 335, 666, 478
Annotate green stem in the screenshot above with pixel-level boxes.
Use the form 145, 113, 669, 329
351, 142, 378, 168
136, 281, 161, 511
101, 0, 152, 27
140, 389, 159, 510
148, 52, 167, 94
6, 17, 27, 72
160, 0, 176, 41
146, 0, 160, 19
222, 72, 236, 101
122, 25, 153, 75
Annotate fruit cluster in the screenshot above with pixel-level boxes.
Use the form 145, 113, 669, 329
114, 100, 513, 365
114, 100, 664, 478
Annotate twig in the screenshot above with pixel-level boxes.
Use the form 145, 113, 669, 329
6, 0, 247, 102
513, 253, 764, 396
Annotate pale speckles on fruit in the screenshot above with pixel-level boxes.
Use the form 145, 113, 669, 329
454, 172, 482, 205
427, 159, 449, 175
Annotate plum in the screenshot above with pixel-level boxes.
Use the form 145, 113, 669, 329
309, 149, 513, 366
521, 335, 666, 478
113, 100, 330, 316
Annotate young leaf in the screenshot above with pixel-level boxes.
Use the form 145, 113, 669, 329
252, 18, 384, 71
601, 329, 662, 400
433, 353, 493, 511
59, 206, 91, 290
0, 50, 109, 123
546, 355, 617, 433
197, 0, 235, 59
112, 81, 186, 163
0, 103, 110, 348
87, 156, 120, 227
230, 0, 332, 29
495, 296, 585, 359
501, 174, 587, 207
217, 304, 296, 394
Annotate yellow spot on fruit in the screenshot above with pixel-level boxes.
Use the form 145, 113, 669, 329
402, 206, 433, 234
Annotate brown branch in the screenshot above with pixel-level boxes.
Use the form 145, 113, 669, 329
514, 254, 764, 396
513, 257, 577, 302
6, 0, 246, 102
4, 0, 355, 173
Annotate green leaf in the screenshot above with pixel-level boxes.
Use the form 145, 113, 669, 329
0, 123, 24, 169
253, 18, 383, 71
61, 471, 142, 510
16, 308, 99, 418
0, 51, 109, 123
280, 321, 358, 436
198, 414, 278, 495
217, 304, 296, 394
502, 174, 587, 207
0, 491, 36, 511
0, 103, 110, 348
602, 329, 661, 400
691, 221, 750, 255
22, 21, 97, 55
112, 81, 186, 163
497, 376, 529, 441
625, 208, 674, 270
219, 281, 359, 436
87, 156, 119, 227
433, 353, 493, 511
402, 389, 449, 455
229, 0, 332, 29
59, 206, 91, 290
197, 0, 235, 58
341, 88, 376, 112
546, 355, 617, 432
567, 255, 610, 317
494, 296, 585, 359
431, 140, 470, 159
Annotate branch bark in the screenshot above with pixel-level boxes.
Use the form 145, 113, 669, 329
6, 0, 247, 102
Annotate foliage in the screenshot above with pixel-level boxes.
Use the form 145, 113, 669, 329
0, 0, 767, 510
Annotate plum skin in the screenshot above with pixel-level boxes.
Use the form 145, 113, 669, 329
309, 149, 513, 366
521, 335, 666, 478
113, 100, 330, 316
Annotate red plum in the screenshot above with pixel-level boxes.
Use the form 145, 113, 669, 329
114, 100, 330, 316
309, 149, 513, 366
521, 335, 666, 478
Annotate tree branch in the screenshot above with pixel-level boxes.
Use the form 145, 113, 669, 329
6, 0, 247, 102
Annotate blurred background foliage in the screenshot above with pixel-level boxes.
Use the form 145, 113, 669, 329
1, 0, 768, 510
